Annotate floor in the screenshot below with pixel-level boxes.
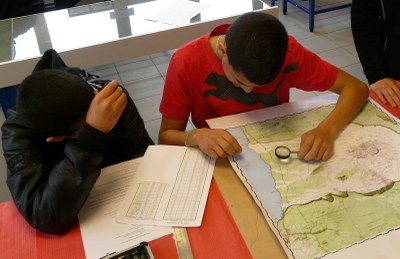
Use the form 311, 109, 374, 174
0, 0, 367, 202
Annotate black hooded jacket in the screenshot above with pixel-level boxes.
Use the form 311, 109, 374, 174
1, 50, 154, 234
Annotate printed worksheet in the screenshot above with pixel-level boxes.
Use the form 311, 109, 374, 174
116, 145, 215, 227
78, 157, 172, 259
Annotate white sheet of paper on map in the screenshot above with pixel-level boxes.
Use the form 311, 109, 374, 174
207, 94, 400, 259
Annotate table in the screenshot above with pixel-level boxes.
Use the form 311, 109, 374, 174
0, 0, 277, 88
1, 93, 398, 258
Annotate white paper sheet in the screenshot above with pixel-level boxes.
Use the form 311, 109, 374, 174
116, 145, 215, 227
78, 157, 172, 259
146, 0, 211, 26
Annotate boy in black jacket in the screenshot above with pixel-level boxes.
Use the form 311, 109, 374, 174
1, 68, 153, 234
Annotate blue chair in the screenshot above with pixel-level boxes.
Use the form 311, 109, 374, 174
270, 0, 351, 32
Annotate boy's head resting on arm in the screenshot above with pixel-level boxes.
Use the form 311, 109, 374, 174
225, 12, 288, 85
17, 69, 94, 137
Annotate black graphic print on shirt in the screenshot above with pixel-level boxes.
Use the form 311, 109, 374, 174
204, 62, 299, 106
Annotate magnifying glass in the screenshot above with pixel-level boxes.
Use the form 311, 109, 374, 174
274, 145, 299, 159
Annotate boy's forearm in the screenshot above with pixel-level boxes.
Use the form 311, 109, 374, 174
321, 80, 369, 136
158, 129, 187, 146
7, 144, 102, 234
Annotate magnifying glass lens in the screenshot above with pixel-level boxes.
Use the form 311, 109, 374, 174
275, 146, 291, 159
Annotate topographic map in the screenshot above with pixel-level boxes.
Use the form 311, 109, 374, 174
207, 95, 400, 259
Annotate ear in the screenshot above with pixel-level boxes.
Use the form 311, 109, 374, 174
219, 37, 227, 55
46, 136, 65, 143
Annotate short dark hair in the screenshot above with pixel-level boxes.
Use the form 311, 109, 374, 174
225, 12, 288, 85
16, 69, 94, 136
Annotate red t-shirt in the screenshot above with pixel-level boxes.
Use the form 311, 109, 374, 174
160, 25, 338, 128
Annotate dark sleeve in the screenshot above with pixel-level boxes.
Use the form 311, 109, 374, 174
351, 0, 387, 85
0, 1, 8, 18
54, 0, 80, 9
101, 96, 154, 167
1, 115, 111, 234
0, 0, 45, 19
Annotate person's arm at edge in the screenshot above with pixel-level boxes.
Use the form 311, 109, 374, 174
299, 69, 369, 160
351, 0, 400, 107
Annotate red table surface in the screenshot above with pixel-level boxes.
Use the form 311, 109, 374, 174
0, 179, 252, 258
369, 91, 400, 119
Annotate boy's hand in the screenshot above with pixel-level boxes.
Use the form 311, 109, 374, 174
86, 80, 127, 133
370, 78, 400, 107
298, 126, 335, 161
189, 128, 242, 160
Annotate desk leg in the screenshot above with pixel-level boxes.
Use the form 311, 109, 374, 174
309, 0, 315, 32
283, 0, 288, 14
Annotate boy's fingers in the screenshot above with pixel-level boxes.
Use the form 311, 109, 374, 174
108, 87, 126, 103
115, 94, 128, 110
96, 80, 119, 97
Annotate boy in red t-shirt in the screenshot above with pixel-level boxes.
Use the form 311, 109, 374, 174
159, 12, 368, 161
